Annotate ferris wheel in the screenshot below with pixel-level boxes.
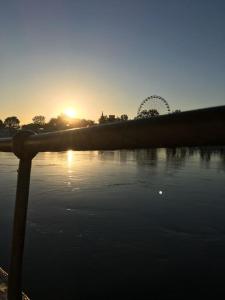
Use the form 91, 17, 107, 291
137, 95, 171, 118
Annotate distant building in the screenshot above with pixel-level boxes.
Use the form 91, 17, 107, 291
98, 112, 107, 124
108, 115, 116, 122
98, 112, 128, 124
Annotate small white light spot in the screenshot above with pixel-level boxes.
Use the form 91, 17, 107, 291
159, 190, 163, 195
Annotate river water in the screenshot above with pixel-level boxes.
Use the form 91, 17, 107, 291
0, 148, 225, 299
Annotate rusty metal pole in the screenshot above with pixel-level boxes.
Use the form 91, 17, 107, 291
8, 131, 37, 300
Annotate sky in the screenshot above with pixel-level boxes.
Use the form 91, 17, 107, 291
0, 0, 225, 123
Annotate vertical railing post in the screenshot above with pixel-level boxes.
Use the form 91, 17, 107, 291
8, 131, 37, 300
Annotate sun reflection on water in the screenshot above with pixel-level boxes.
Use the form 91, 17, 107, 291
67, 150, 74, 167
66, 150, 75, 186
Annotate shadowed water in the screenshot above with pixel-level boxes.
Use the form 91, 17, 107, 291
0, 148, 225, 299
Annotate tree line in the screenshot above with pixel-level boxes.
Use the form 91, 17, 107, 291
0, 109, 181, 133
0, 113, 129, 132
0, 115, 96, 132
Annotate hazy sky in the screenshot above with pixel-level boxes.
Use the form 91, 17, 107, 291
0, 0, 225, 123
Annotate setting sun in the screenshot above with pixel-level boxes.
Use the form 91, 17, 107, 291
64, 107, 76, 118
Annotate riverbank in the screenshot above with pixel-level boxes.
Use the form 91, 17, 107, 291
0, 129, 17, 138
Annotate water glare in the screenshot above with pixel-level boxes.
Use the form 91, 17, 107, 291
0, 147, 225, 299
67, 150, 74, 167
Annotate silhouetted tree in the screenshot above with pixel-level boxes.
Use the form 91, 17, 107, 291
149, 109, 159, 117
137, 109, 159, 119
4, 116, 20, 129
44, 115, 95, 131
45, 117, 64, 130
77, 119, 95, 127
48, 117, 58, 128
0, 119, 4, 128
32, 115, 45, 126
120, 114, 128, 121
22, 123, 41, 132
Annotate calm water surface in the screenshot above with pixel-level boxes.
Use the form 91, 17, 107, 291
0, 148, 225, 299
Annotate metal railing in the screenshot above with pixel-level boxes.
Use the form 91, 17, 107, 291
0, 105, 225, 299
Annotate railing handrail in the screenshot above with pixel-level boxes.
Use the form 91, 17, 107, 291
1, 104, 225, 154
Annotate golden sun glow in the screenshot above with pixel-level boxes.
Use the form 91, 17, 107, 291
64, 107, 76, 118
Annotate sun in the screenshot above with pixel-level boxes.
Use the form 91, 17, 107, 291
64, 107, 76, 118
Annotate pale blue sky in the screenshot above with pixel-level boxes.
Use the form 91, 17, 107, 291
0, 0, 225, 123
